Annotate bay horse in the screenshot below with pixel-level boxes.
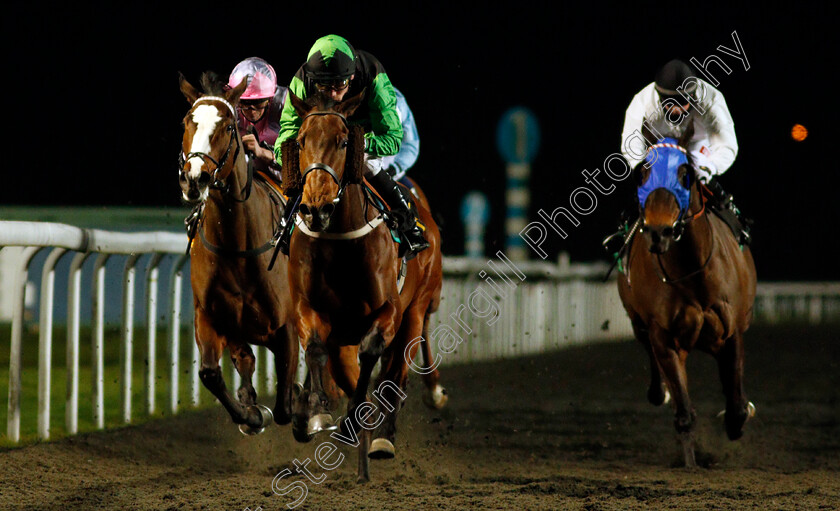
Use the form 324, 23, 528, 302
280, 90, 447, 483
617, 120, 757, 467
178, 72, 299, 435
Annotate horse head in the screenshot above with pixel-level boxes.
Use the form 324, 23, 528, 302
283, 90, 367, 232
634, 120, 699, 254
178, 72, 248, 203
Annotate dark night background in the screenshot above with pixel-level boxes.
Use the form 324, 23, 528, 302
1, 3, 834, 281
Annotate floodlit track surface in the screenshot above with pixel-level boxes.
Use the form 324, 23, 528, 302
2, 325, 838, 510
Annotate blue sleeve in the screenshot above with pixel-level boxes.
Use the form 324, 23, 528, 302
391, 89, 419, 177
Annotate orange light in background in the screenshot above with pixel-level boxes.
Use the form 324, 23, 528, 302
791, 124, 808, 141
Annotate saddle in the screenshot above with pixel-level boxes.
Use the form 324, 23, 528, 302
704, 182, 753, 247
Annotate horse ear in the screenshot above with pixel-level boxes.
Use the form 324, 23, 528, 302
226, 75, 249, 104
179, 73, 200, 104
679, 118, 694, 149
336, 88, 366, 118
289, 92, 310, 118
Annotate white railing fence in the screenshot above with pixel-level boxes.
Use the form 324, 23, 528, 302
1, 220, 838, 445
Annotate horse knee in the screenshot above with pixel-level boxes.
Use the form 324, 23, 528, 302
306, 337, 328, 365
360, 329, 386, 360
199, 366, 223, 388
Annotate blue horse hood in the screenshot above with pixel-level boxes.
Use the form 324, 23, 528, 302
637, 138, 691, 215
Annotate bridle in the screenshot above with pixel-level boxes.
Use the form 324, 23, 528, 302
639, 141, 700, 243
636, 141, 715, 284
299, 111, 351, 206
179, 95, 253, 202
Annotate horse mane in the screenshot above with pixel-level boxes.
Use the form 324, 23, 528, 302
198, 71, 227, 96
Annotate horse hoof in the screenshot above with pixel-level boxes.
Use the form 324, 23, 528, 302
307, 413, 338, 437
239, 405, 274, 436
422, 384, 448, 410
368, 438, 395, 459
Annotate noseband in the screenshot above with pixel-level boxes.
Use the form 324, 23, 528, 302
300, 111, 350, 205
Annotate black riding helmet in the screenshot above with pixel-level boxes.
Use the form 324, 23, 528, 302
655, 59, 698, 104
303, 34, 357, 81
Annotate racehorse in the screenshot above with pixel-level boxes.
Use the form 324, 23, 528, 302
617, 120, 757, 467
178, 72, 299, 435
280, 90, 447, 483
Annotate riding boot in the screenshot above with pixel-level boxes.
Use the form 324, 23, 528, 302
707, 178, 752, 246
366, 170, 430, 260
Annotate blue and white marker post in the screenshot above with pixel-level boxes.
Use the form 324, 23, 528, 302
496, 107, 540, 261
460, 191, 490, 259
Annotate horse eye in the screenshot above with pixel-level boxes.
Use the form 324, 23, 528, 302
678, 166, 690, 187
297, 138, 304, 149
340, 139, 349, 149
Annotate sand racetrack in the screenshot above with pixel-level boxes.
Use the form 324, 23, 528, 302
1, 324, 838, 510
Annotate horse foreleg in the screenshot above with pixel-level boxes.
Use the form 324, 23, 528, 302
269, 325, 299, 425
347, 300, 399, 483
229, 343, 256, 406
195, 309, 271, 432
292, 312, 334, 442
716, 331, 754, 440
633, 320, 669, 406
417, 306, 448, 410
650, 325, 696, 468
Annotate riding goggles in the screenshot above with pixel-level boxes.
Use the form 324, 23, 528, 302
240, 99, 270, 111
315, 78, 351, 92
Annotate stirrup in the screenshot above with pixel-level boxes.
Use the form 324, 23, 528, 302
400, 223, 429, 260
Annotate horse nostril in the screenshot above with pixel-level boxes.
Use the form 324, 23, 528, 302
663, 227, 673, 237
299, 203, 311, 216
197, 172, 211, 187
321, 203, 335, 218
178, 172, 187, 184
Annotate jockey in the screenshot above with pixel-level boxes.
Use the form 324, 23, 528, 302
606, 59, 751, 255
273, 34, 429, 259
227, 57, 288, 182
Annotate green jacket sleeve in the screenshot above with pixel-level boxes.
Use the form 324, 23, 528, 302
364, 73, 403, 157
274, 75, 307, 167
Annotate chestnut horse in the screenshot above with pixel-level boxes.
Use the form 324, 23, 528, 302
617, 121, 757, 467
178, 72, 298, 435
280, 90, 446, 482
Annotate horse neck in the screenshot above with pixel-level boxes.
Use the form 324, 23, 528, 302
329, 182, 377, 233
203, 154, 265, 244
660, 189, 713, 270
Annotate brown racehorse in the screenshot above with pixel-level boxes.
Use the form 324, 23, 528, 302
178, 72, 299, 435
617, 120, 757, 467
280, 90, 446, 483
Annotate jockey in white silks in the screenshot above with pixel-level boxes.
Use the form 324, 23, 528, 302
605, 59, 751, 260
